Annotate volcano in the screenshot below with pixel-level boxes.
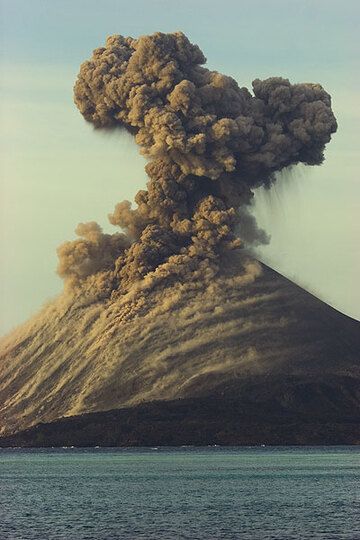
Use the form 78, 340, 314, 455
1, 260, 359, 446
1, 31, 357, 446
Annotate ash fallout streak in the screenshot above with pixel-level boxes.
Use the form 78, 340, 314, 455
58, 31, 337, 298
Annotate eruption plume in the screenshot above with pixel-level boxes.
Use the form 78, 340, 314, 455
58, 31, 337, 298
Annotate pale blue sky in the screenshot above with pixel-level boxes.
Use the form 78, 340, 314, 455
0, 0, 359, 335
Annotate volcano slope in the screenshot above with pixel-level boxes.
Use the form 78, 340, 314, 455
0, 257, 359, 445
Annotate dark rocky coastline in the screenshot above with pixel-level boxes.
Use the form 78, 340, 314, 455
2, 375, 359, 447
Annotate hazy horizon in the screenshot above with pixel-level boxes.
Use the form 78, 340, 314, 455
1, 0, 359, 335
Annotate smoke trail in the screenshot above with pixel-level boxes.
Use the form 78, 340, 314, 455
58, 31, 336, 295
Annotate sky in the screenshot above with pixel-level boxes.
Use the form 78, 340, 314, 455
0, 0, 359, 335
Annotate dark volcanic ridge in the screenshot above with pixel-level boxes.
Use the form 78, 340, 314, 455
1, 375, 360, 447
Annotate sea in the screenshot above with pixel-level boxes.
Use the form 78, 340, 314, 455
0, 446, 359, 539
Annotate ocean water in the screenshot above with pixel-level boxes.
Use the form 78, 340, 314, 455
0, 446, 359, 540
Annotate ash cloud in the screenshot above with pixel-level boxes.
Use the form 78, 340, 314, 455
58, 31, 337, 295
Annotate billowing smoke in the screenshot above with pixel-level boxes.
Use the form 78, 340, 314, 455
58, 31, 337, 296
